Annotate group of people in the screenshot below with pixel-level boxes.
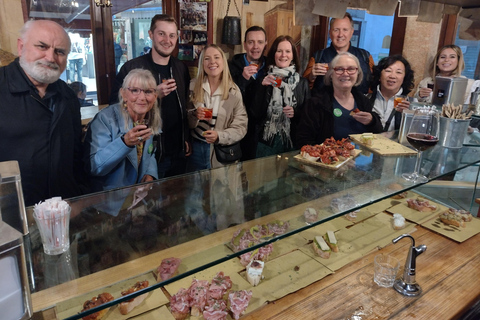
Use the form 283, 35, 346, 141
0, 14, 475, 208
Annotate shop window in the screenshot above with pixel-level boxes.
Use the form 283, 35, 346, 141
338, 9, 395, 64
455, 27, 480, 80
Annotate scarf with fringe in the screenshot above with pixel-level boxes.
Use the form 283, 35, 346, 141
262, 65, 299, 147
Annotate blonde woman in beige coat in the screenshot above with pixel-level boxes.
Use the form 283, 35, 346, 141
187, 44, 247, 171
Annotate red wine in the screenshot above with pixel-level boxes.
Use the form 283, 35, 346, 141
407, 133, 439, 151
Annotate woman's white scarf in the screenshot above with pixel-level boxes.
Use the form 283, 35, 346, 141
262, 65, 299, 148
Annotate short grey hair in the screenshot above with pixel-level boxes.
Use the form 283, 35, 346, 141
20, 20, 71, 52
324, 52, 363, 87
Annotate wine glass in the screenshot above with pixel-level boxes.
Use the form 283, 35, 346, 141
402, 107, 440, 183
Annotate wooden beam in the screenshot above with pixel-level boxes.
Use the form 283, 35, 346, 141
390, 5, 407, 56
91, 2, 115, 105
438, 14, 458, 49
309, 16, 328, 57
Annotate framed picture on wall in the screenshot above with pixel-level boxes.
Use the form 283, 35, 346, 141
173, 0, 212, 65
179, 44, 194, 61
179, 2, 207, 32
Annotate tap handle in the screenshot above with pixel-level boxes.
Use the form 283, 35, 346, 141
392, 234, 415, 247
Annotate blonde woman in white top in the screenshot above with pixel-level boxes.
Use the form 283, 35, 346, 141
415, 45, 474, 104
187, 44, 247, 171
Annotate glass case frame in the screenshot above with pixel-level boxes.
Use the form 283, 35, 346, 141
27, 139, 480, 319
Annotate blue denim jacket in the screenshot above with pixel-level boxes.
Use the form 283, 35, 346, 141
84, 103, 158, 192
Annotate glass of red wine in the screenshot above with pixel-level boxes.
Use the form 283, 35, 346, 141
402, 107, 440, 183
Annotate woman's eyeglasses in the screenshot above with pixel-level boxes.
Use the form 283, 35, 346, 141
333, 67, 358, 75
127, 87, 157, 97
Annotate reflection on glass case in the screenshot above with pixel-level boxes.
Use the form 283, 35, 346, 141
0, 161, 28, 235
26, 143, 480, 319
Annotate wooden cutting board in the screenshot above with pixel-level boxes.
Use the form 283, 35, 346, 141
349, 134, 417, 156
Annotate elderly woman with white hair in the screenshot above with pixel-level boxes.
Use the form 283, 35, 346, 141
84, 68, 162, 192
297, 52, 382, 146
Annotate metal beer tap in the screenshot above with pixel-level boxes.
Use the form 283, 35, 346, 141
392, 234, 427, 297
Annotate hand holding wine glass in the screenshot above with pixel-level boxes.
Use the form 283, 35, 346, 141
402, 107, 440, 183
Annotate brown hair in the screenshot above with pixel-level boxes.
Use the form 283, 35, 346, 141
150, 14, 178, 33
265, 35, 300, 71
244, 26, 267, 42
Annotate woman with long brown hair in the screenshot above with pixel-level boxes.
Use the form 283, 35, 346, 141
252, 35, 310, 157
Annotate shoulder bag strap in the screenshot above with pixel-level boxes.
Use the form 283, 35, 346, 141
384, 108, 396, 132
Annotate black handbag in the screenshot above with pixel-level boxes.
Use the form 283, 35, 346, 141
214, 142, 242, 163
221, 0, 241, 45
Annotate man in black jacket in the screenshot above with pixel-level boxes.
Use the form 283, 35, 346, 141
0, 20, 85, 208
303, 13, 373, 94
228, 26, 268, 160
110, 14, 191, 178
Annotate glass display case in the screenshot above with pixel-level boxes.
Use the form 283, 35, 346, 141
27, 140, 480, 319
0, 161, 32, 320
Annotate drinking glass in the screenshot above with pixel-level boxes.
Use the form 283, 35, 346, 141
402, 107, 440, 183
394, 95, 407, 110
159, 74, 171, 84
374, 254, 400, 287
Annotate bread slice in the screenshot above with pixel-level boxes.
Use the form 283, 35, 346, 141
439, 210, 466, 228
323, 231, 338, 252
360, 133, 374, 146
313, 236, 331, 259
81, 292, 114, 320
119, 292, 149, 315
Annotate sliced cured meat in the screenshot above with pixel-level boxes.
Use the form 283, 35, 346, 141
157, 257, 181, 281
208, 272, 232, 300
170, 288, 191, 320
229, 290, 253, 320
331, 194, 358, 214
407, 198, 437, 212
267, 220, 289, 235
188, 279, 209, 317
203, 299, 228, 320
239, 243, 274, 266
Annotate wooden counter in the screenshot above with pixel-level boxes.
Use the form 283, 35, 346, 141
32, 219, 480, 320
243, 227, 480, 320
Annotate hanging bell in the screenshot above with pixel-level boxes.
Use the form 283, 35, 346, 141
221, 16, 241, 45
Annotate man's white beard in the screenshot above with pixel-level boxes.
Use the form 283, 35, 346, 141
19, 56, 62, 84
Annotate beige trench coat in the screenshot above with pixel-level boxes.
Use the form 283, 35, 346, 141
187, 78, 248, 168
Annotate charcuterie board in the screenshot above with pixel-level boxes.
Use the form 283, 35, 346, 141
294, 149, 361, 171
349, 134, 417, 156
